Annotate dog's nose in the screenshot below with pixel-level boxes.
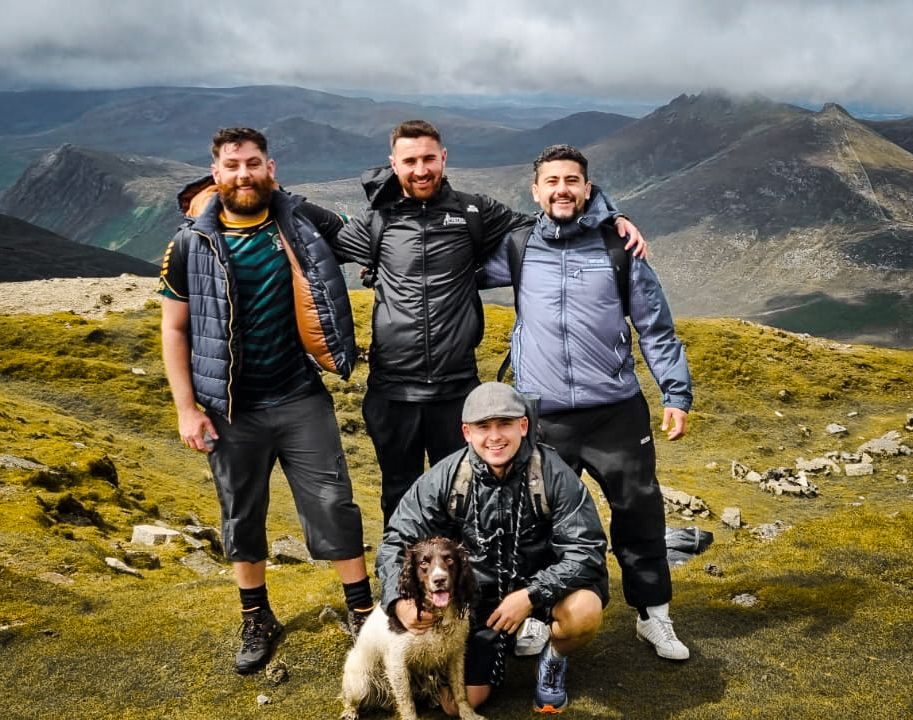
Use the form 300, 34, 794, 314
430, 566, 449, 588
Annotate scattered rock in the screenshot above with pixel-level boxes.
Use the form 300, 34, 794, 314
105, 557, 142, 578
704, 563, 723, 577
750, 520, 790, 540
131, 524, 181, 545
795, 457, 840, 475
131, 367, 147, 375
318, 605, 343, 627
844, 463, 875, 477
179, 550, 223, 576
847, 411, 859, 418
124, 550, 161, 570
0, 454, 47, 471
777, 389, 792, 402
183, 525, 224, 556
705, 462, 719, 471
897, 474, 909, 484
825, 423, 848, 436
271, 535, 314, 564
798, 425, 812, 437
265, 660, 289, 685
905, 412, 913, 432
256, 694, 271, 706
38, 572, 75, 585
857, 431, 911, 457
721, 507, 742, 529
731, 461, 750, 479
72, 442, 87, 450
732, 593, 759, 607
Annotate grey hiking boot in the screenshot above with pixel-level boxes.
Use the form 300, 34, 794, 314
235, 607, 284, 674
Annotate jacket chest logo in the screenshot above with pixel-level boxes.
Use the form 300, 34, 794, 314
442, 212, 467, 226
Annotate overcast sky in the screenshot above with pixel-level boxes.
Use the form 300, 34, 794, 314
2, 0, 911, 114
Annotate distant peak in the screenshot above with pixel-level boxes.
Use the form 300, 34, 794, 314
819, 102, 851, 117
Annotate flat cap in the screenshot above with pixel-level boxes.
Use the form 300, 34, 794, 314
462, 382, 527, 424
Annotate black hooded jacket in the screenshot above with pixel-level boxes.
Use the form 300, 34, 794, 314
329, 167, 527, 401
376, 441, 609, 613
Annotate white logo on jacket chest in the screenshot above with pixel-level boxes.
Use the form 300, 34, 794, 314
442, 212, 467, 226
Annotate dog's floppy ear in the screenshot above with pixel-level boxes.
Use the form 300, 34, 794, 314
397, 543, 424, 616
453, 542, 477, 614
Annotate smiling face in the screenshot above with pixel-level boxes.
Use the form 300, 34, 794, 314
211, 140, 276, 220
462, 416, 529, 478
389, 134, 447, 200
531, 158, 592, 222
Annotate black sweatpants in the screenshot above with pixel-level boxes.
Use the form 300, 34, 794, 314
539, 392, 672, 608
362, 389, 467, 526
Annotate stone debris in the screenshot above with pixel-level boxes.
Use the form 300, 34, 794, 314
124, 550, 161, 570
897, 474, 909, 484
721, 507, 742, 529
256, 695, 271, 706
0, 454, 47, 471
732, 593, 759, 607
271, 535, 314, 564
105, 557, 142, 578
825, 423, 848, 436
131, 367, 147, 375
704, 563, 723, 577
179, 550, 223, 576
750, 520, 790, 541
844, 463, 875, 477
847, 411, 858, 418
38, 572, 75, 585
131, 524, 181, 545
795, 457, 841, 475
183, 525, 224, 556
660, 487, 710, 518
905, 412, 913, 432
857, 431, 911, 457
265, 660, 289, 685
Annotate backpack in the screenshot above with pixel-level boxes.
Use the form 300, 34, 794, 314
361, 191, 487, 288
497, 221, 631, 381
447, 447, 550, 521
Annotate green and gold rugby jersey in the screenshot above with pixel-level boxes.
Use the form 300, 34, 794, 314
159, 209, 318, 410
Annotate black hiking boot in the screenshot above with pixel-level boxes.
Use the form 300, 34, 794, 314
235, 607, 284, 674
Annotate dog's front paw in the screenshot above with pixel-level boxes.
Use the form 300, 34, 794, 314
339, 709, 359, 720
458, 708, 486, 720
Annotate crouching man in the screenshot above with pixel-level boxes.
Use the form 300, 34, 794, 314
376, 382, 609, 714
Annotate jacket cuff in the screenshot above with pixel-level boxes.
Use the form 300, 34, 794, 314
526, 585, 546, 609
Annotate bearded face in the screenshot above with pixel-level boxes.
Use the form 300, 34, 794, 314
218, 174, 273, 216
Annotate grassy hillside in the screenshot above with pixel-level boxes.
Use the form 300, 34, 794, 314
1, 294, 911, 719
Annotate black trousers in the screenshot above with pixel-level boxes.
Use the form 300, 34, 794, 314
362, 389, 467, 526
539, 392, 672, 608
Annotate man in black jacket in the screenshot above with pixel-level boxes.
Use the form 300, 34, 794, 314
376, 382, 608, 714
329, 121, 644, 526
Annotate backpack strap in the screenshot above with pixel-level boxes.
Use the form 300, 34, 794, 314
448, 449, 473, 519
447, 447, 549, 520
361, 208, 387, 288
600, 222, 631, 317
526, 448, 548, 519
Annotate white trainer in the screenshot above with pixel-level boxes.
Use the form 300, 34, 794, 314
635, 604, 690, 661
515, 617, 550, 656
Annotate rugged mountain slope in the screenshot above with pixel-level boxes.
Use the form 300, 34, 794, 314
0, 214, 158, 281
0, 145, 203, 262
0, 86, 633, 185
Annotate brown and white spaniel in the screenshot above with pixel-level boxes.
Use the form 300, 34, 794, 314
340, 536, 483, 720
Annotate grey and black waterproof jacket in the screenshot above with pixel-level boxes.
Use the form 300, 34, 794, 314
376, 441, 609, 614
478, 187, 693, 415
163, 182, 354, 420
328, 167, 526, 400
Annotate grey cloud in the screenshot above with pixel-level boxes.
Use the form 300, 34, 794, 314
0, 0, 910, 113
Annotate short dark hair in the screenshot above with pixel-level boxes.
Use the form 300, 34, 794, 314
533, 144, 589, 181
390, 119, 442, 150
211, 127, 268, 161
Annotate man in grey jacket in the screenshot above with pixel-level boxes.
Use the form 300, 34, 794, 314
479, 144, 693, 662
376, 382, 608, 714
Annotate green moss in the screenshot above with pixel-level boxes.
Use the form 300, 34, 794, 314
2, 303, 913, 718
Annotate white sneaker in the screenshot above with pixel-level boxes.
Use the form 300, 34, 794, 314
635, 604, 690, 661
515, 617, 550, 656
